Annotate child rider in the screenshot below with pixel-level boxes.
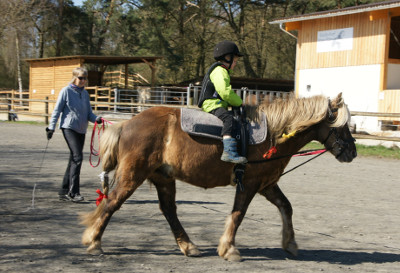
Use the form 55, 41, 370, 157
198, 40, 247, 164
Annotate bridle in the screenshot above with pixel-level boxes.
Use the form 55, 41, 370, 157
322, 102, 355, 159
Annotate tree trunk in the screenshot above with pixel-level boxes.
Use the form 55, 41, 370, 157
15, 32, 23, 105
38, 32, 44, 58
56, 0, 64, 56
96, 0, 116, 54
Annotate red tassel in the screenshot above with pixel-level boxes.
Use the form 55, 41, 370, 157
96, 189, 108, 206
263, 146, 277, 159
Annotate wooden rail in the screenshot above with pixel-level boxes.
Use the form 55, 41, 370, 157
352, 134, 400, 142
0, 92, 399, 143
351, 111, 400, 118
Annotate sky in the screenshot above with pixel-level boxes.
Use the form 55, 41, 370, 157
72, 0, 84, 7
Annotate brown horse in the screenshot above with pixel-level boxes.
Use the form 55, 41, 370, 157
81, 93, 357, 261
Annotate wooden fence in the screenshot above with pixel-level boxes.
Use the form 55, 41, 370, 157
102, 70, 149, 89
1, 90, 399, 143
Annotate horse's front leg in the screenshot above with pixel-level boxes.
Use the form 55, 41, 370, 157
218, 186, 257, 262
151, 176, 201, 257
260, 184, 298, 256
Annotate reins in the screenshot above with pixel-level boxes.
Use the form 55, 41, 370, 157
247, 148, 327, 164
247, 126, 338, 176
90, 118, 113, 167
280, 149, 328, 177
247, 148, 329, 177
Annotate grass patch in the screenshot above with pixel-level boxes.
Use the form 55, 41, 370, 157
304, 141, 400, 160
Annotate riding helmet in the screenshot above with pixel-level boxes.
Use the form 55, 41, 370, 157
213, 40, 243, 61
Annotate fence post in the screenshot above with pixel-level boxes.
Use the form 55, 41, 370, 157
95, 86, 98, 111
7, 92, 11, 121
113, 88, 118, 113
11, 89, 15, 111
45, 96, 49, 125
193, 86, 199, 106
131, 97, 135, 114
186, 84, 191, 106
241, 87, 248, 104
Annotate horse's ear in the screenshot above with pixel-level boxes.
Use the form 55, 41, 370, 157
331, 92, 344, 109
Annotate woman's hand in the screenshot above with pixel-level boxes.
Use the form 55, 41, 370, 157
45, 127, 54, 140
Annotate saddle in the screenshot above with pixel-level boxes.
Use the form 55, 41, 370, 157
181, 107, 268, 192
180, 108, 267, 145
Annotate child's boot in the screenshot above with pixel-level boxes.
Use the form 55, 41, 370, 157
221, 138, 248, 164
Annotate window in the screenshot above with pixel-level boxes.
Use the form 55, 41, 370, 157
389, 16, 400, 59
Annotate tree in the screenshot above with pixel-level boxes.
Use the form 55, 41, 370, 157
214, 0, 258, 77
0, 0, 38, 90
0, 0, 390, 89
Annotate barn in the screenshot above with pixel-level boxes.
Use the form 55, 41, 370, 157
270, 0, 400, 132
24, 55, 162, 113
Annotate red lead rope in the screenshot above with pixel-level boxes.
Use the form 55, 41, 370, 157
89, 118, 113, 168
292, 149, 326, 157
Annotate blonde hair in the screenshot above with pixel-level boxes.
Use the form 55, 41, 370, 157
69, 67, 89, 86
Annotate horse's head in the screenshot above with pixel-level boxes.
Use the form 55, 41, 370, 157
318, 93, 357, 162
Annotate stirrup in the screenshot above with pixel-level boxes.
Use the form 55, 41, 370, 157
233, 164, 246, 192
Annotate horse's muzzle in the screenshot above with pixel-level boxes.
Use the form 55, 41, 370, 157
335, 144, 357, 162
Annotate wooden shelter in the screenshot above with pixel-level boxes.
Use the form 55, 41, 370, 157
270, 0, 400, 131
25, 55, 162, 113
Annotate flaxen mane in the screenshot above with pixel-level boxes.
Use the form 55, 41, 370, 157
247, 95, 350, 144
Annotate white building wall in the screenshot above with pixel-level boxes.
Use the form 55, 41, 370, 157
298, 65, 381, 132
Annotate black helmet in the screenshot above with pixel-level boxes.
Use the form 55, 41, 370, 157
213, 40, 243, 61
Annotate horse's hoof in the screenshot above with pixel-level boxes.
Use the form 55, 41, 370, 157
284, 241, 298, 257
223, 246, 242, 262
182, 243, 202, 257
226, 252, 242, 262
87, 247, 104, 255
87, 241, 103, 255
187, 247, 202, 257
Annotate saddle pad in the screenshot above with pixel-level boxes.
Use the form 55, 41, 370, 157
180, 108, 267, 145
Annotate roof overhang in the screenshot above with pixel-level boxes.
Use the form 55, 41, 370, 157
25, 55, 163, 65
270, 0, 400, 26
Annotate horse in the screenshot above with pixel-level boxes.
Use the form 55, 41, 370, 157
81, 93, 357, 261
136, 86, 151, 113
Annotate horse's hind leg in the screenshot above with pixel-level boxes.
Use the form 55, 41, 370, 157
81, 163, 146, 254
150, 176, 201, 257
260, 184, 298, 256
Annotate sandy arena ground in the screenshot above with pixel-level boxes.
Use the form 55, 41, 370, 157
0, 122, 399, 273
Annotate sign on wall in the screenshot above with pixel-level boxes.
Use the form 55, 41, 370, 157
317, 27, 354, 53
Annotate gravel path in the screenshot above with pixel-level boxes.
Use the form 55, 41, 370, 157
1, 122, 399, 272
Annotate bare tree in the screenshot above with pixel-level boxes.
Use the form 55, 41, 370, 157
0, 0, 54, 91
214, 0, 257, 77
0, 1, 32, 92
56, 0, 64, 56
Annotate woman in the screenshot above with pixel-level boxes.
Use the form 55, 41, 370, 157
46, 67, 102, 202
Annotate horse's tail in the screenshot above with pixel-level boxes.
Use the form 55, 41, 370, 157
100, 121, 124, 172
81, 121, 124, 241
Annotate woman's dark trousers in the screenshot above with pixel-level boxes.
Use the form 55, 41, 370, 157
59, 129, 85, 197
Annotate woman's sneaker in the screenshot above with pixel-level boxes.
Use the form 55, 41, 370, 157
66, 194, 84, 202
59, 194, 69, 201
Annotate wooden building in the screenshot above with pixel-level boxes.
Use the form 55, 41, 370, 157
25, 55, 162, 113
270, 0, 400, 131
